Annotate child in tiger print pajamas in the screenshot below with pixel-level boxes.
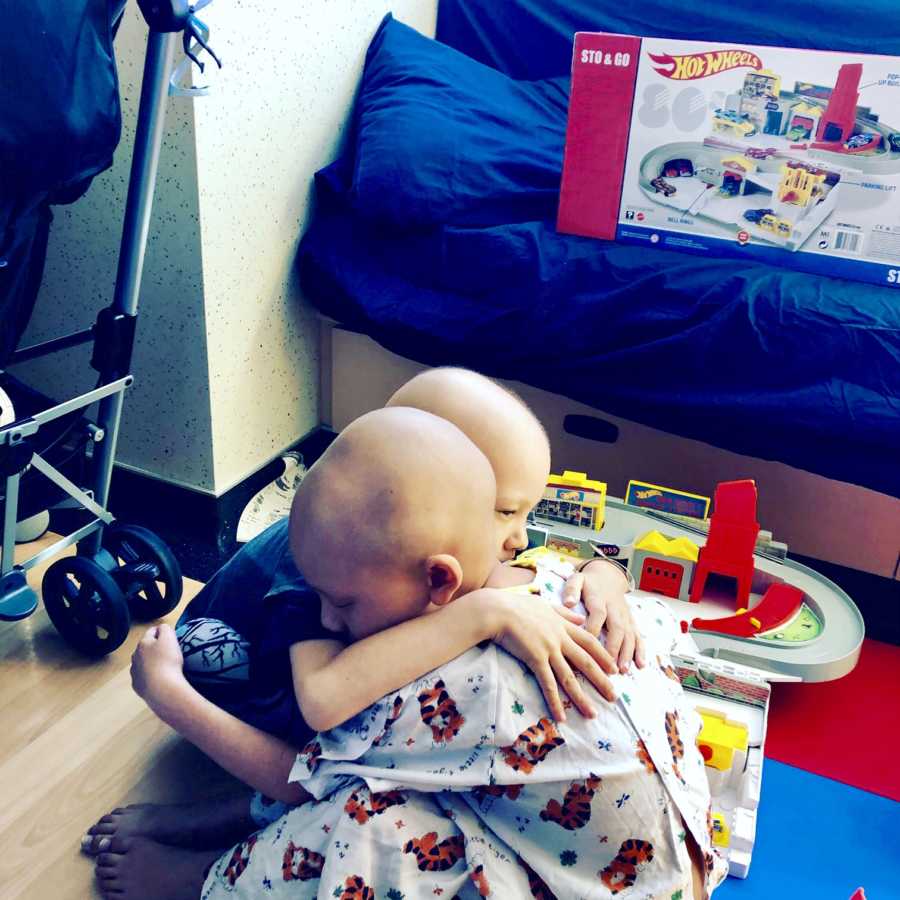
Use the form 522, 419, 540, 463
200, 558, 727, 900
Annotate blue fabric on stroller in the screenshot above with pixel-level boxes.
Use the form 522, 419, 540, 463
0, 0, 124, 364
0, 1, 126, 520
0, 2, 205, 645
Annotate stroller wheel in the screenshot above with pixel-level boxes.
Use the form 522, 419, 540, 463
42, 557, 131, 657
102, 524, 183, 620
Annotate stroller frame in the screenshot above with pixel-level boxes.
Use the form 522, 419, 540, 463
1, 4, 209, 645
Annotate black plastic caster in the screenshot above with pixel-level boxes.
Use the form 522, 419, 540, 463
102, 523, 183, 620
42, 556, 131, 656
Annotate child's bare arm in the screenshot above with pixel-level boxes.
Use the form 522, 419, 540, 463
291, 588, 617, 732
484, 560, 534, 587
132, 625, 309, 805
158, 681, 309, 804
290, 594, 494, 732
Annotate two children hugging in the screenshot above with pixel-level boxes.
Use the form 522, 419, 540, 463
83, 369, 723, 899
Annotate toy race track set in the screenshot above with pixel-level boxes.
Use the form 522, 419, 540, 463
527, 474, 865, 879
557, 33, 900, 287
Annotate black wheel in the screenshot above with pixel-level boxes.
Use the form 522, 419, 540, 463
102, 524, 183, 620
42, 557, 131, 657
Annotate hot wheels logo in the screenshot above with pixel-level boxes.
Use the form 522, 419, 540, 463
649, 49, 763, 80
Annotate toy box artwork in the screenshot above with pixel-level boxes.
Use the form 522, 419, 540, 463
625, 479, 710, 519
558, 33, 900, 288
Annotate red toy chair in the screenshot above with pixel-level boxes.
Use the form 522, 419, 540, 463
690, 480, 760, 607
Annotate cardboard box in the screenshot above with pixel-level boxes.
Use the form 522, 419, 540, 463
558, 32, 900, 287
672, 652, 777, 878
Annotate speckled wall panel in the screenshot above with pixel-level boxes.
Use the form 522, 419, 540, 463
14, 1, 437, 496
14, 5, 215, 492
196, 1, 438, 493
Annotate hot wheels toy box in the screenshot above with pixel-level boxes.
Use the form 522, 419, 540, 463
557, 32, 900, 287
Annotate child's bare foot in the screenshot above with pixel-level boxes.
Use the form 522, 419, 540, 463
82, 794, 255, 855
95, 835, 221, 900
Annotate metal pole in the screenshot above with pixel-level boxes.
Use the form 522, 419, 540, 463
87, 29, 176, 553
1, 475, 20, 576
112, 29, 176, 318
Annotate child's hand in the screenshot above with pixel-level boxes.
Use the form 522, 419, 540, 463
484, 589, 618, 720
130, 624, 187, 718
562, 562, 646, 672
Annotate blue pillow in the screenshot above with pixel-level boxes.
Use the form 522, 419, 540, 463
351, 15, 569, 228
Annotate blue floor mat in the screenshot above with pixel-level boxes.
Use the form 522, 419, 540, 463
716, 760, 900, 899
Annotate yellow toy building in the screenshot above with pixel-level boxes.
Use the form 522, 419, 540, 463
777, 162, 826, 207
534, 470, 607, 531
710, 812, 731, 848
633, 530, 699, 562
742, 69, 781, 100
697, 709, 750, 771
787, 101, 822, 140
628, 529, 699, 601
739, 69, 792, 134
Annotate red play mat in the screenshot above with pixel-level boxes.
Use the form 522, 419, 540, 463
765, 638, 900, 801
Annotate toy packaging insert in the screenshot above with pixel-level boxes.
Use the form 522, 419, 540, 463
558, 32, 900, 288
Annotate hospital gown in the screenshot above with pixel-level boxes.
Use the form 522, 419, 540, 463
201, 557, 728, 899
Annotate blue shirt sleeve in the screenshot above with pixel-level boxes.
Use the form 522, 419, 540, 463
178, 517, 332, 662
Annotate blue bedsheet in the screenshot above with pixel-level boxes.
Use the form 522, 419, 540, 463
298, 16, 900, 497
436, 0, 900, 79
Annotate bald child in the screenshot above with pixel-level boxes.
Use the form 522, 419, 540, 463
387, 367, 645, 676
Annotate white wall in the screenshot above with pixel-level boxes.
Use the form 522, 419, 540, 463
17, 0, 437, 495
196, 0, 437, 493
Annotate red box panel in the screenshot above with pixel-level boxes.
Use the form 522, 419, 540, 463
557, 33, 642, 240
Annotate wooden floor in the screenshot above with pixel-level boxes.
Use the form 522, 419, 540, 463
0, 535, 239, 899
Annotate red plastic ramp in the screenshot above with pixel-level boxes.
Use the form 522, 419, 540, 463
692, 583, 803, 637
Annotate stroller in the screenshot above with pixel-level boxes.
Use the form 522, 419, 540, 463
0, 1, 220, 655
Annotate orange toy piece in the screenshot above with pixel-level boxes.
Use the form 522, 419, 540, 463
692, 583, 804, 637
689, 480, 760, 607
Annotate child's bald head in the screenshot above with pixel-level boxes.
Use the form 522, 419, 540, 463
388, 367, 547, 460
290, 407, 497, 639
388, 368, 551, 561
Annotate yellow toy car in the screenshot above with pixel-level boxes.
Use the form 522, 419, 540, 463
758, 214, 792, 238
712, 108, 757, 138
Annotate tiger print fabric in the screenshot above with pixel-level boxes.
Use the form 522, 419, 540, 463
202, 593, 727, 898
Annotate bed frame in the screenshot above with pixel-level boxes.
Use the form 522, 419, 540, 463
321, 320, 900, 580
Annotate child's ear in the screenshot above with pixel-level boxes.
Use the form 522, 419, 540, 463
425, 554, 464, 606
